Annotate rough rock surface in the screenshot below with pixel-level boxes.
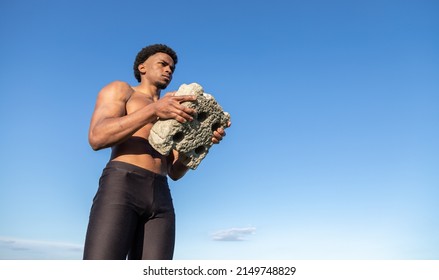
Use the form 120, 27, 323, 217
148, 83, 230, 169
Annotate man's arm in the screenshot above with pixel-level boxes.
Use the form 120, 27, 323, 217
88, 81, 155, 150
167, 150, 190, 181
88, 81, 197, 150
167, 122, 231, 181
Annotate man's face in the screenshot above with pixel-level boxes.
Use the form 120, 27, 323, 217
141, 52, 175, 89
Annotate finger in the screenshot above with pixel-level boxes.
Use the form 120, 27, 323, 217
213, 130, 224, 141
173, 113, 189, 123
216, 127, 225, 136
171, 101, 195, 115
174, 95, 197, 102
181, 105, 196, 116
174, 109, 194, 123
176, 115, 189, 123
216, 130, 225, 138
164, 91, 177, 97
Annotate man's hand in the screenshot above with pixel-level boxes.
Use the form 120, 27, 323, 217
212, 121, 231, 144
153, 92, 197, 123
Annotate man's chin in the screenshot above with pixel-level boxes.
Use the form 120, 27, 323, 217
157, 84, 168, 89
157, 81, 169, 90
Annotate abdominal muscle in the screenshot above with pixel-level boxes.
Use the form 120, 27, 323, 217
110, 125, 169, 176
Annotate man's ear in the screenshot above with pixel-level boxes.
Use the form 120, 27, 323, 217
138, 63, 146, 75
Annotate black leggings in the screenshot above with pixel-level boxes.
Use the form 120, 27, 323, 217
83, 161, 175, 260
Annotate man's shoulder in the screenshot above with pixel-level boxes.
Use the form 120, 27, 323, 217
99, 80, 134, 101
104, 80, 133, 92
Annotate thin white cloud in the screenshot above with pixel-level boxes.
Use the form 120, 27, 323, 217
211, 227, 256, 241
0, 236, 83, 260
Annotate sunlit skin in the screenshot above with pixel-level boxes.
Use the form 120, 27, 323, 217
88, 52, 230, 180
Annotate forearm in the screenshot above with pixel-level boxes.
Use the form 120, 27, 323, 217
89, 104, 158, 150
168, 152, 190, 181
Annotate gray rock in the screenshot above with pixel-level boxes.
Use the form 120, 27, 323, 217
148, 83, 230, 169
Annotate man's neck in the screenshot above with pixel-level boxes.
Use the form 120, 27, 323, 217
133, 82, 161, 101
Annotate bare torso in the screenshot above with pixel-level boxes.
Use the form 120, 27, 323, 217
110, 87, 170, 175
89, 52, 209, 181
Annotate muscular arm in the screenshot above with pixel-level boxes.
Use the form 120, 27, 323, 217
88, 81, 158, 150
88, 81, 197, 151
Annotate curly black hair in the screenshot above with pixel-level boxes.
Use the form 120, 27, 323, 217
133, 44, 178, 82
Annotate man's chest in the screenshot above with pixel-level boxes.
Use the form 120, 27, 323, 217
126, 93, 153, 114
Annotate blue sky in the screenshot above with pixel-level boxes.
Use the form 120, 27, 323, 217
0, 0, 438, 260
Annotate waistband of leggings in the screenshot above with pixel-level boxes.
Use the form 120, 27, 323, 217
105, 160, 168, 181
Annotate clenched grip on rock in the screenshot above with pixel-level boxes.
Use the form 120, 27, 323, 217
148, 83, 231, 169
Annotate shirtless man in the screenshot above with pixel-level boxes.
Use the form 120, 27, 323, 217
83, 44, 228, 260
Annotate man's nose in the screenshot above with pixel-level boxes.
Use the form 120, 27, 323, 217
165, 65, 173, 73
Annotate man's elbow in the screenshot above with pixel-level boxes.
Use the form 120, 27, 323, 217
89, 140, 102, 151
88, 133, 105, 151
